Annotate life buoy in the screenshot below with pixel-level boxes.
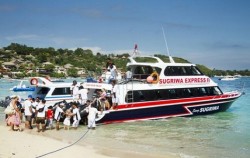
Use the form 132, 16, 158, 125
30, 78, 38, 85
150, 72, 159, 84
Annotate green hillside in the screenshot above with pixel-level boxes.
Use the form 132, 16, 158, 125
0, 43, 249, 78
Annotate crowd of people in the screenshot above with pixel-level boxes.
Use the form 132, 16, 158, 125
4, 94, 99, 132
4, 58, 121, 132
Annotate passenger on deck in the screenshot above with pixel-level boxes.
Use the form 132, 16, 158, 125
98, 88, 107, 113
78, 86, 88, 105
111, 80, 119, 110
107, 61, 118, 84
125, 68, 132, 81
70, 80, 79, 102
106, 57, 111, 70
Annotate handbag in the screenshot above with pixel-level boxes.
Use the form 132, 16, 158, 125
4, 106, 15, 115
38, 107, 45, 112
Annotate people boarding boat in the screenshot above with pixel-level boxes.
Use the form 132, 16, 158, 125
26, 53, 242, 124
93, 55, 242, 124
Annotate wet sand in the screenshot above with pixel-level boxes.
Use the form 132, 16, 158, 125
0, 122, 178, 158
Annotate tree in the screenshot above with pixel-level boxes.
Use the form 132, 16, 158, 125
74, 48, 84, 56
67, 68, 78, 77
44, 64, 55, 73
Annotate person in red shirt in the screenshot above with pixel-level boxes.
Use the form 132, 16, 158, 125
46, 106, 54, 130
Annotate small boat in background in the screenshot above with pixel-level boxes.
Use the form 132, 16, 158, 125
10, 80, 35, 92
219, 75, 239, 81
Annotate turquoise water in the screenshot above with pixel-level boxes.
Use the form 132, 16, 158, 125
1, 77, 249, 157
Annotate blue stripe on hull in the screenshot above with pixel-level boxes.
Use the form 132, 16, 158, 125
97, 98, 236, 124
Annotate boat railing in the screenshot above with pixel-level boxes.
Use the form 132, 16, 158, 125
212, 90, 241, 100
118, 78, 146, 85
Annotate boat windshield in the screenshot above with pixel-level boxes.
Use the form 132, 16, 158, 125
37, 87, 50, 95
164, 66, 203, 76
132, 66, 161, 79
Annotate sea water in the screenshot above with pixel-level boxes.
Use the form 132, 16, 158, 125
0, 77, 249, 158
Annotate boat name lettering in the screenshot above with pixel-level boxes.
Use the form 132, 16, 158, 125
192, 106, 219, 113
200, 106, 219, 112
85, 84, 102, 87
159, 78, 210, 84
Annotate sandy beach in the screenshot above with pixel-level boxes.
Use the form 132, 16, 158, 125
0, 122, 178, 158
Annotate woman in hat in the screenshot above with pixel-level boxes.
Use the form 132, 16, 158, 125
6, 95, 22, 131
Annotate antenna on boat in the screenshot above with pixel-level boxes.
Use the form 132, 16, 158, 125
162, 26, 175, 63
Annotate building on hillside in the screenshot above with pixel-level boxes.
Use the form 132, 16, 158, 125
42, 62, 53, 67
64, 63, 73, 69
55, 66, 66, 75
2, 62, 16, 70
76, 67, 87, 77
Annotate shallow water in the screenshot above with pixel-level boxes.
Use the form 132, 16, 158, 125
1, 77, 250, 157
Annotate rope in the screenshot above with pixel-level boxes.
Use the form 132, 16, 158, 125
35, 122, 94, 158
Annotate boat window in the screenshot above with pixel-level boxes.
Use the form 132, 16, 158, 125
155, 90, 163, 99
132, 91, 145, 102
37, 88, 50, 95
164, 66, 204, 76
141, 90, 157, 101
52, 87, 71, 95
198, 88, 207, 96
133, 66, 159, 79
125, 86, 220, 103
168, 89, 177, 99
213, 87, 222, 95
190, 66, 203, 75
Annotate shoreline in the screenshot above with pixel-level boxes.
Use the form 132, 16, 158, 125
0, 122, 178, 158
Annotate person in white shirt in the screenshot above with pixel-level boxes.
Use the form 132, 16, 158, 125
36, 99, 46, 132
31, 97, 40, 124
111, 80, 119, 109
108, 62, 117, 83
125, 68, 132, 81
24, 95, 33, 129
87, 103, 98, 130
70, 80, 79, 101
71, 103, 81, 129
54, 103, 65, 130
78, 86, 88, 105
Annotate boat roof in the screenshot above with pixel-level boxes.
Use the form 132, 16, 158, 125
29, 77, 113, 90
126, 55, 195, 67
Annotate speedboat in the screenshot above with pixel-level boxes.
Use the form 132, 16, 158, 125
93, 55, 242, 124
26, 55, 242, 124
10, 80, 35, 92
219, 75, 239, 81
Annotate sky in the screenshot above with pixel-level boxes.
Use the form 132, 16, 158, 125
0, 0, 249, 70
